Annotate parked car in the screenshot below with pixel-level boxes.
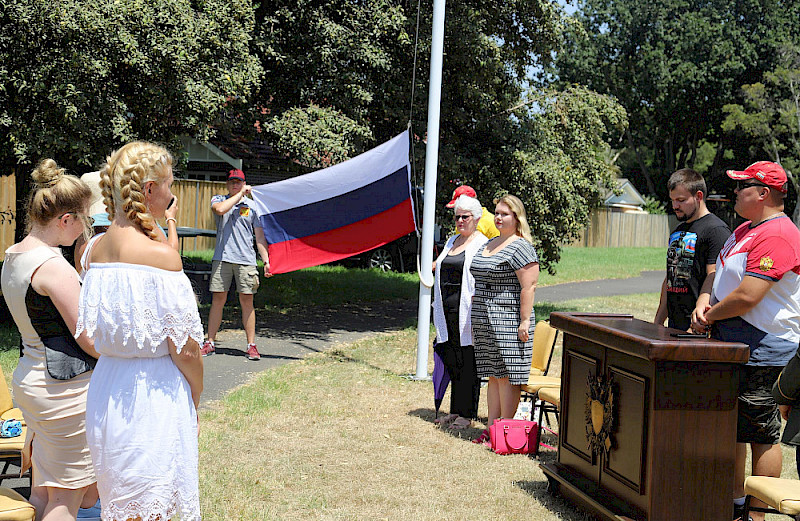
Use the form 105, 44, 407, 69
341, 188, 441, 272
345, 231, 421, 272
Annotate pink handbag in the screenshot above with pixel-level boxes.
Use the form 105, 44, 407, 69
489, 419, 539, 455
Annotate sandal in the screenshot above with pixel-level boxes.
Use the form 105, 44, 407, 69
434, 413, 458, 426
448, 417, 472, 430
472, 429, 490, 445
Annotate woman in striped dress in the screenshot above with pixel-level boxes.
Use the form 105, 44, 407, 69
469, 194, 539, 445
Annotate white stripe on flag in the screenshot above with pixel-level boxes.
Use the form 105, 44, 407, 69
250, 131, 410, 215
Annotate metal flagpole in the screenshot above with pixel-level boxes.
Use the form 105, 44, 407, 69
414, 0, 446, 379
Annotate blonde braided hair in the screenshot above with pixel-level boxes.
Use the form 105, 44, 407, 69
101, 142, 173, 240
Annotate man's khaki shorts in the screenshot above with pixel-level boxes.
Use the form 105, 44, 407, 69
209, 260, 260, 295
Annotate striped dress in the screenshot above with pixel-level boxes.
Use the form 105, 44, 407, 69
470, 238, 539, 384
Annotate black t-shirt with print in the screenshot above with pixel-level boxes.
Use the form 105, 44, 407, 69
666, 213, 730, 331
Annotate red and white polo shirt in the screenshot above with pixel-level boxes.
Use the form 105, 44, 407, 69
712, 216, 800, 343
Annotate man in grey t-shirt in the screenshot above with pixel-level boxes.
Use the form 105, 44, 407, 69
201, 169, 271, 360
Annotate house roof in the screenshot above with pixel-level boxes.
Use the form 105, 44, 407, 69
603, 178, 646, 209
183, 133, 312, 185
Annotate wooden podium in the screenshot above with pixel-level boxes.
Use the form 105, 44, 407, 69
541, 312, 749, 521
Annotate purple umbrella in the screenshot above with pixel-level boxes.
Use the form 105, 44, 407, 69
432, 341, 450, 419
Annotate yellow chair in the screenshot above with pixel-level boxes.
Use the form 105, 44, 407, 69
0, 366, 27, 482
0, 487, 34, 521
538, 387, 560, 414
534, 386, 560, 456
520, 321, 561, 439
742, 476, 800, 519
0, 365, 24, 425
520, 321, 561, 398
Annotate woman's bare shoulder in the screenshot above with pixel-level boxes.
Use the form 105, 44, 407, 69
135, 241, 182, 272
95, 231, 182, 272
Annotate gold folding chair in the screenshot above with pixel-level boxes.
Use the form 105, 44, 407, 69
534, 386, 560, 456
520, 321, 560, 431
520, 320, 561, 396
0, 487, 34, 521
0, 365, 27, 482
0, 366, 24, 425
742, 475, 800, 519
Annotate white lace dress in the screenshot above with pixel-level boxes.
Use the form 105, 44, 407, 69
75, 263, 204, 521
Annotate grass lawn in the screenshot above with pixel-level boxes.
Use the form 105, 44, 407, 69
0, 287, 793, 519
537, 246, 665, 287
196, 292, 796, 520
179, 246, 666, 312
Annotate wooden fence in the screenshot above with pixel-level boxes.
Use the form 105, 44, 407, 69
0, 176, 226, 259
0, 174, 15, 259
572, 210, 670, 248
170, 179, 226, 252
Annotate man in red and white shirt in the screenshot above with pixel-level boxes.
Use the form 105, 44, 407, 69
692, 161, 800, 521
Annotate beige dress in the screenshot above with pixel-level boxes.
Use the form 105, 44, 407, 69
0, 246, 95, 488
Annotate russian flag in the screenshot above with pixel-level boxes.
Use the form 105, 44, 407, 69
250, 131, 417, 274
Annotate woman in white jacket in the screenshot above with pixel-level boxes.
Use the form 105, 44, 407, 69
432, 195, 488, 430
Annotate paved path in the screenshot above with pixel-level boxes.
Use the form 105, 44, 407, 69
201, 299, 420, 404
536, 270, 664, 303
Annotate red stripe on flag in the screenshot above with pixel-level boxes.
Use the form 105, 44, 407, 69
267, 199, 416, 274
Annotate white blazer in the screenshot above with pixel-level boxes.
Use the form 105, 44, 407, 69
432, 232, 489, 346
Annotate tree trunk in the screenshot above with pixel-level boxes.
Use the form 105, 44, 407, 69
665, 136, 675, 174
677, 143, 689, 170
710, 140, 725, 177
687, 131, 698, 168
627, 128, 656, 194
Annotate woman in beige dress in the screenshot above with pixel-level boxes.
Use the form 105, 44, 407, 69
1, 159, 100, 520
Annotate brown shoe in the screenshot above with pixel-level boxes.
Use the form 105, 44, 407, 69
448, 417, 472, 430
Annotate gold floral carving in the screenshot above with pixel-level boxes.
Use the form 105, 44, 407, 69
585, 372, 614, 456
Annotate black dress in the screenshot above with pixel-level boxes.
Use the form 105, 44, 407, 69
438, 250, 480, 418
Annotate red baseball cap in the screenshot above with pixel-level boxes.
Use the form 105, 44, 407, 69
727, 161, 787, 193
446, 185, 477, 208
228, 169, 246, 181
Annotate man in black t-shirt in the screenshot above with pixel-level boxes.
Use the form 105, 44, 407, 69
654, 168, 730, 331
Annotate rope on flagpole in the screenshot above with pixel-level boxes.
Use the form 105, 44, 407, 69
408, 0, 425, 272
408, 0, 422, 128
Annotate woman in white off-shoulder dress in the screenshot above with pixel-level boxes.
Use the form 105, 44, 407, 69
75, 142, 204, 521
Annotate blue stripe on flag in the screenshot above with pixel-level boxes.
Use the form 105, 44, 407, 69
260, 165, 410, 245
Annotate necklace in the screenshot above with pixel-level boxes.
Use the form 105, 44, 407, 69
752, 212, 786, 227
453, 231, 477, 249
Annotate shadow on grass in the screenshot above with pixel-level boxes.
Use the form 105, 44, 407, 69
515, 465, 597, 521
0, 323, 19, 353
407, 407, 490, 442
535, 301, 582, 321
321, 344, 405, 379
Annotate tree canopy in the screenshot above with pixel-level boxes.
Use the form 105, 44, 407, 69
2, 0, 631, 270
505, 86, 628, 267
0, 0, 261, 168
551, 0, 800, 200
723, 45, 800, 221
245, 0, 626, 269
